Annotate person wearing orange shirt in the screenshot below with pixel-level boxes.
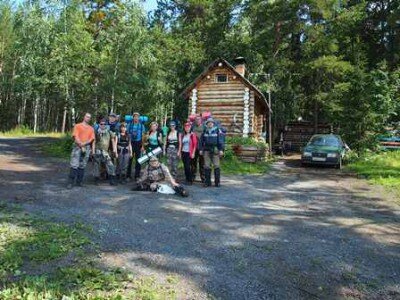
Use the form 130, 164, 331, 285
67, 113, 95, 189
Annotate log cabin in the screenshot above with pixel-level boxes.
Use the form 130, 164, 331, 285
181, 57, 271, 138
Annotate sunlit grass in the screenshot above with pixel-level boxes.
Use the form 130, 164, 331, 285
348, 151, 400, 199
0, 202, 179, 299
0, 125, 65, 138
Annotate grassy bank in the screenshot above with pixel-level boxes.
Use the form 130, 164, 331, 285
0, 202, 178, 299
41, 134, 73, 158
221, 155, 271, 175
0, 126, 65, 138
348, 151, 400, 198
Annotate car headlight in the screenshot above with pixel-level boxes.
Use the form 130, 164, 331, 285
327, 152, 338, 158
303, 152, 312, 157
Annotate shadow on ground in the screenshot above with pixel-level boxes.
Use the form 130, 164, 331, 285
0, 137, 399, 299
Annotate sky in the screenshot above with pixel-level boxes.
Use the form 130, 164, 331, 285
142, 0, 158, 12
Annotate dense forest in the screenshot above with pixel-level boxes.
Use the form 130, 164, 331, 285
0, 0, 399, 149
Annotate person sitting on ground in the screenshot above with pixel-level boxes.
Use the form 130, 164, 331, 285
134, 156, 188, 197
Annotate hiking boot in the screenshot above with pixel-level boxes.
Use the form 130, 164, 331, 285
67, 168, 77, 189
203, 169, 211, 187
94, 177, 100, 186
110, 175, 117, 186
76, 168, 85, 187
214, 168, 221, 187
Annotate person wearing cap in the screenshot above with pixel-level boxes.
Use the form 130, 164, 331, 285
164, 120, 182, 178
67, 113, 95, 189
108, 112, 120, 134
191, 115, 205, 183
127, 112, 146, 180
199, 117, 224, 187
144, 121, 163, 152
134, 156, 187, 197
93, 118, 118, 185
116, 122, 132, 184
181, 122, 198, 185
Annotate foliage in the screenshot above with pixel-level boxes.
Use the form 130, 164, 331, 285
348, 151, 400, 200
221, 143, 271, 175
0, 0, 399, 151
41, 134, 73, 158
0, 202, 178, 299
226, 136, 267, 149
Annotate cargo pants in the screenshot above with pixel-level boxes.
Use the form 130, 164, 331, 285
167, 146, 179, 178
203, 148, 220, 169
70, 145, 91, 169
93, 150, 116, 177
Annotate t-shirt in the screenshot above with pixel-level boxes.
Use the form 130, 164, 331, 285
192, 124, 204, 140
96, 130, 115, 151
72, 123, 95, 145
182, 134, 190, 152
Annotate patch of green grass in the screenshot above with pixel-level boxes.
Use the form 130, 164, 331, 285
0, 203, 91, 279
0, 125, 64, 138
348, 151, 400, 198
41, 134, 73, 158
221, 155, 271, 175
0, 202, 179, 299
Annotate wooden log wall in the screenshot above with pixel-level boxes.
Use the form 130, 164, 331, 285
252, 98, 266, 138
189, 66, 254, 136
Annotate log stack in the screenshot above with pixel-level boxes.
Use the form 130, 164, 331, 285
283, 121, 333, 152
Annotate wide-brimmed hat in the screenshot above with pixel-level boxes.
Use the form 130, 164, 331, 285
109, 112, 117, 118
133, 112, 140, 116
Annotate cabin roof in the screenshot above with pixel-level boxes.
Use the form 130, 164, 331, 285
181, 58, 271, 112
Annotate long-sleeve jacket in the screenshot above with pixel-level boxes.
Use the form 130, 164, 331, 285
180, 133, 198, 158
200, 126, 224, 151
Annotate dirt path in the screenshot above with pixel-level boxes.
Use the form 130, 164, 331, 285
1, 137, 399, 299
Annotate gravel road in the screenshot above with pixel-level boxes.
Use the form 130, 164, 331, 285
0, 137, 399, 299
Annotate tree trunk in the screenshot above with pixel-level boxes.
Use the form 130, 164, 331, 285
111, 43, 120, 113
33, 95, 39, 133
71, 88, 76, 127
61, 105, 68, 134
314, 98, 318, 134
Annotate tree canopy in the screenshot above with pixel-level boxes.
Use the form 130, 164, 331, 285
0, 0, 399, 148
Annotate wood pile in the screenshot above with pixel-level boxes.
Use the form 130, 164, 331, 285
283, 121, 333, 152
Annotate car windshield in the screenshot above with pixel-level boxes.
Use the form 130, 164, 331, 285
309, 136, 341, 147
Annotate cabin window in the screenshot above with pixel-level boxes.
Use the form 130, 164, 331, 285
215, 74, 228, 83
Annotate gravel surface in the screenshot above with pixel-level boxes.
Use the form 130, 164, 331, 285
1, 137, 399, 299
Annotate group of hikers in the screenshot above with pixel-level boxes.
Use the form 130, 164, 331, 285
67, 111, 226, 196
